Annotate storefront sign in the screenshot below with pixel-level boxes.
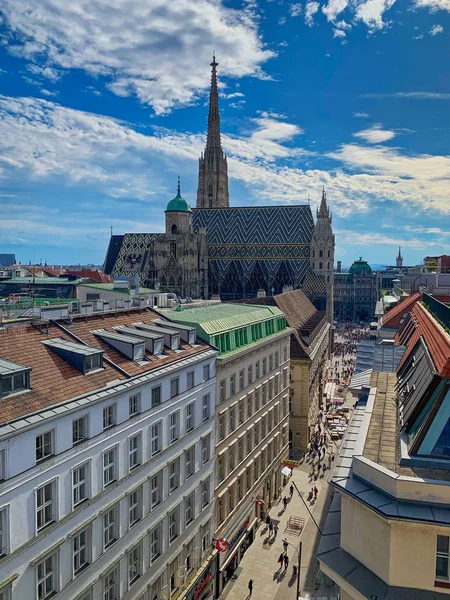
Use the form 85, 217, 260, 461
215, 539, 228, 552
282, 459, 300, 468
226, 515, 250, 552
186, 562, 217, 600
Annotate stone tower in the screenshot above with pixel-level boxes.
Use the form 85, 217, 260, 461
165, 176, 193, 234
396, 246, 403, 268
196, 55, 230, 208
310, 188, 335, 322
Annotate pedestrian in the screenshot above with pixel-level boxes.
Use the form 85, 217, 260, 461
283, 496, 288, 510
290, 484, 294, 497
265, 514, 271, 527
314, 486, 318, 500
269, 521, 273, 535
274, 523, 279, 538
248, 579, 253, 596
283, 538, 288, 553
278, 552, 284, 569
284, 554, 289, 570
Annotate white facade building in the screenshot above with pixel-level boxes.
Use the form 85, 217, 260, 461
0, 308, 217, 600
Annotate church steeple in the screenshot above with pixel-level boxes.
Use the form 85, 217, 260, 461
396, 246, 403, 268
196, 55, 230, 209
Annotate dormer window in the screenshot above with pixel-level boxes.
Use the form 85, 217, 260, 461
85, 353, 102, 373
0, 358, 31, 398
41, 338, 104, 375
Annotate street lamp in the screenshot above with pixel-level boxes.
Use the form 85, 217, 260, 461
282, 538, 302, 600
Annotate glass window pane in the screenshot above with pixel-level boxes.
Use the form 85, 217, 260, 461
438, 535, 449, 554
436, 556, 449, 579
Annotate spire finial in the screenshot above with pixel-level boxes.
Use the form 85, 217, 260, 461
177, 175, 181, 196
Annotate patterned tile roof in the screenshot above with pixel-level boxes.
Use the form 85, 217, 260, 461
0, 308, 211, 425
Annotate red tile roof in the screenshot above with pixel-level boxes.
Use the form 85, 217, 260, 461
381, 292, 421, 328
0, 308, 211, 425
396, 302, 450, 377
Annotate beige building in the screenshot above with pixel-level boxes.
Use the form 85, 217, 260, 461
318, 293, 450, 599
170, 303, 291, 595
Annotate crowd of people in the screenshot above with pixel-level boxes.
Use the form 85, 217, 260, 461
325, 322, 371, 385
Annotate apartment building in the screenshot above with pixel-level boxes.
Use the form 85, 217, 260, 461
170, 303, 291, 596
0, 307, 217, 600
318, 293, 450, 599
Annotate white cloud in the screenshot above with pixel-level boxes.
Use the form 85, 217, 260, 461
354, 0, 396, 29
430, 24, 444, 34
353, 112, 370, 118
40, 89, 57, 97
222, 92, 245, 100
2, 0, 273, 115
353, 124, 396, 143
362, 91, 450, 99
27, 64, 61, 82
322, 0, 350, 23
413, 0, 450, 12
333, 28, 347, 37
305, 1, 320, 25
290, 3, 303, 16
335, 229, 436, 249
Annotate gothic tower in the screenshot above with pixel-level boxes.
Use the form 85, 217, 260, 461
196, 55, 230, 208
396, 246, 403, 268
310, 188, 335, 322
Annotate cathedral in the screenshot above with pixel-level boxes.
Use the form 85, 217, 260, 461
104, 56, 335, 319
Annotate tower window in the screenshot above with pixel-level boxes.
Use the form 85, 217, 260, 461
170, 242, 177, 258
312, 250, 315, 258
327, 262, 330, 270
319, 250, 323, 258
328, 249, 330, 258
171, 224, 178, 234
312, 262, 315, 270
319, 262, 322, 270
327, 275, 330, 283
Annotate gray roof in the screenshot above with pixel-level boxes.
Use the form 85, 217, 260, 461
41, 338, 101, 356
0, 357, 30, 376
355, 339, 406, 373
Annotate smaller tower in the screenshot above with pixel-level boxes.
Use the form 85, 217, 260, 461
165, 177, 193, 235
396, 246, 403, 268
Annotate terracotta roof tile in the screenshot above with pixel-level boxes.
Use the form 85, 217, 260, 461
0, 308, 211, 425
381, 292, 421, 328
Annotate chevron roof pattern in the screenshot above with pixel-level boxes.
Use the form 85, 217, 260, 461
192, 205, 314, 244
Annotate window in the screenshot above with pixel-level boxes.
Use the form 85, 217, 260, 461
254, 424, 259, 446
103, 504, 119, 548
36, 552, 57, 600
1, 371, 29, 397
73, 527, 90, 575
218, 458, 224, 483
219, 379, 225, 402
151, 422, 162, 455
238, 437, 243, 462
255, 361, 260, 380
185, 492, 194, 525
269, 354, 273, 371
85, 353, 102, 373
103, 405, 115, 430
219, 415, 225, 441
255, 388, 260, 411
0, 509, 7, 556
269, 379, 273, 400
129, 487, 142, 527
36, 481, 55, 531
202, 521, 211, 553
151, 385, 161, 407
202, 435, 210, 464
36, 431, 53, 463
246, 468, 251, 491
230, 374, 235, 396
169, 507, 179, 541
169, 412, 179, 443
128, 542, 142, 586
103, 448, 116, 487
247, 395, 252, 418
185, 446, 195, 479
187, 371, 195, 390
247, 364, 253, 385
76, 589, 92, 600
203, 364, 210, 381
150, 471, 162, 508
202, 394, 210, 421
170, 378, 179, 398
73, 463, 89, 507
129, 434, 141, 471
228, 488, 234, 513
103, 566, 119, 600
246, 432, 252, 455
436, 536, 450, 580
239, 400, 244, 425
262, 384, 267, 405
186, 403, 194, 432
228, 447, 235, 473
201, 478, 210, 507
239, 369, 244, 391
129, 393, 140, 417
72, 417, 87, 445
275, 351, 279, 367
262, 358, 267, 375
169, 458, 180, 492
218, 498, 223, 524
150, 524, 162, 562
262, 417, 266, 438
229, 407, 235, 432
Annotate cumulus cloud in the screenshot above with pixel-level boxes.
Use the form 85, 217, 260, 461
2, 0, 273, 115
322, 0, 349, 22
354, 0, 396, 29
413, 0, 450, 11
290, 3, 303, 16
353, 124, 396, 143
333, 28, 347, 37
305, 1, 320, 25
430, 24, 444, 34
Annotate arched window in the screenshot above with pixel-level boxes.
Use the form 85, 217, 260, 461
170, 242, 177, 258
319, 262, 323, 270
327, 275, 330, 283
312, 250, 315, 258
312, 262, 315, 270
327, 262, 330, 270
171, 224, 178, 234
319, 250, 323, 258
328, 249, 331, 258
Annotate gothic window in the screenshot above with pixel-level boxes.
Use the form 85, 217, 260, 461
312, 262, 315, 270
208, 184, 213, 208
319, 250, 323, 258
327, 262, 330, 270
170, 242, 177, 258
312, 250, 315, 258
328, 249, 331, 258
319, 262, 322, 270
171, 224, 178, 234
327, 275, 330, 283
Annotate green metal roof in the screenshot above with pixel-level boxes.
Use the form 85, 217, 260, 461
80, 283, 158, 294
171, 303, 284, 335
1, 277, 79, 285
166, 178, 192, 213
349, 257, 372, 276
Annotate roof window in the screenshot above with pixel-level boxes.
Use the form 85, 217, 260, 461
42, 338, 104, 375
93, 329, 146, 362
0, 358, 31, 398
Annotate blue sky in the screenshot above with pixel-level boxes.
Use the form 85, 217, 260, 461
0, 0, 449, 268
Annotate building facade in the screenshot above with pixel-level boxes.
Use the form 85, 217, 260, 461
318, 293, 450, 600
169, 303, 291, 595
0, 307, 217, 600
334, 258, 377, 322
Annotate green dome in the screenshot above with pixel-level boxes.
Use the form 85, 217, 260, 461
349, 257, 372, 276
166, 178, 192, 213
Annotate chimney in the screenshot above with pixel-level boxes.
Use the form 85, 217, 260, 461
337, 261, 342, 273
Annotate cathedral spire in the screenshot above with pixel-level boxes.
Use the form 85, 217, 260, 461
196, 55, 230, 208
317, 186, 330, 219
